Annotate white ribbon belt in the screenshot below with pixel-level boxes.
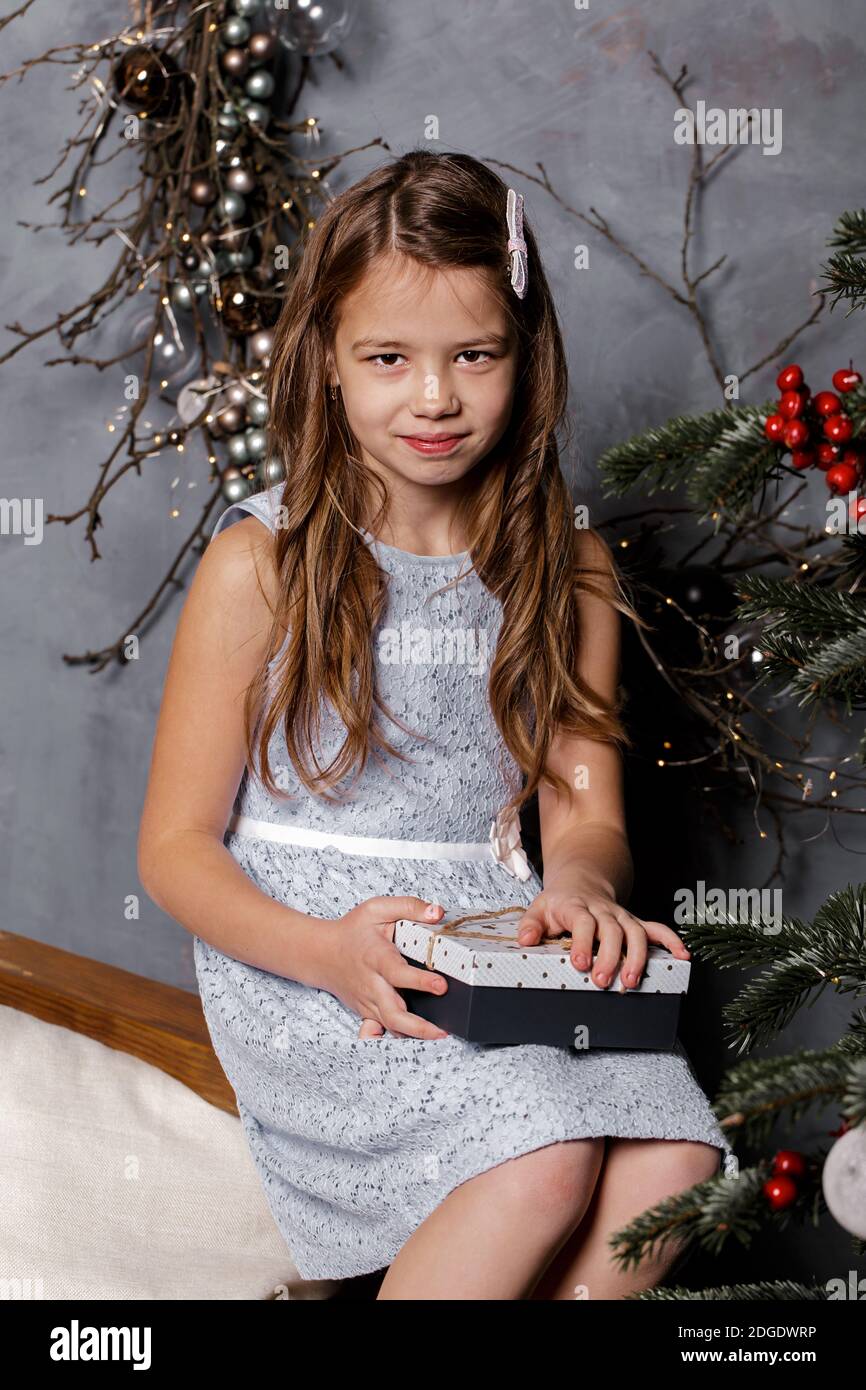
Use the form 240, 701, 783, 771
225, 809, 533, 881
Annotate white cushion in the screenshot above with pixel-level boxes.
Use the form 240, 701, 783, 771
0, 1004, 341, 1300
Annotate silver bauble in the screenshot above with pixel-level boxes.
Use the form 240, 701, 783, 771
244, 427, 268, 459
231, 0, 262, 16
261, 455, 286, 487
227, 433, 250, 465
227, 247, 255, 271
822, 1125, 866, 1239
246, 396, 269, 427
240, 100, 270, 127
245, 69, 275, 101
221, 466, 252, 504
220, 16, 250, 47
224, 381, 250, 408
217, 102, 241, 132
170, 282, 195, 312
218, 191, 246, 222
249, 328, 274, 360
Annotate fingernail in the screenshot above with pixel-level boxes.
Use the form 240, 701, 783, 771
425, 903, 442, 917
596, 973, 607, 986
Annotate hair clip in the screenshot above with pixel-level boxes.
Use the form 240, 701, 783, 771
506, 187, 528, 300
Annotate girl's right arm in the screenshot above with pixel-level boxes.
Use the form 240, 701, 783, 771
137, 517, 449, 1038
137, 517, 331, 985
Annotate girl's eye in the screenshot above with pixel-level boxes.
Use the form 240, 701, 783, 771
369, 354, 406, 368
367, 350, 493, 368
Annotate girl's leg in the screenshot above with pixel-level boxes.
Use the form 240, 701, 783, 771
376, 1137, 605, 1300
527, 1136, 722, 1301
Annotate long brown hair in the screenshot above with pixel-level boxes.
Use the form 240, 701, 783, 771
240, 149, 642, 821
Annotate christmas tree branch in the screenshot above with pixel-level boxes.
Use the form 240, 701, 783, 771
714, 1039, 866, 1144
632, 1279, 831, 1300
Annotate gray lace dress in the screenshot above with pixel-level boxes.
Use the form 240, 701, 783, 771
193, 483, 736, 1281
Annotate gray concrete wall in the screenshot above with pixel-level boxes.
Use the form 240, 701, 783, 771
2, 0, 862, 1284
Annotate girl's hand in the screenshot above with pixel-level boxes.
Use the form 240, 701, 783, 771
514, 884, 690, 990
314, 895, 451, 1040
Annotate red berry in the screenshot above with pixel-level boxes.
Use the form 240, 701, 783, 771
763, 1175, 798, 1211
813, 390, 843, 417
790, 449, 815, 470
782, 419, 809, 449
816, 442, 841, 469
772, 1150, 807, 1180
832, 367, 862, 393
764, 413, 787, 442
779, 390, 805, 419
826, 463, 859, 494
776, 363, 804, 391
824, 413, 854, 443
839, 447, 864, 476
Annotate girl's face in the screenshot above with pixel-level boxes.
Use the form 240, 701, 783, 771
329, 253, 519, 505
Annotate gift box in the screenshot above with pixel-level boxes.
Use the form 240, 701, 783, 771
395, 907, 689, 1049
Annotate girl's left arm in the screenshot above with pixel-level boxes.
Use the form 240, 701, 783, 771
516, 529, 690, 990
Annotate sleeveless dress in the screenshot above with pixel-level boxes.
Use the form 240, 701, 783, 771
193, 483, 736, 1282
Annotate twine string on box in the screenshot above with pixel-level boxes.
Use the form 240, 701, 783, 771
420, 905, 579, 969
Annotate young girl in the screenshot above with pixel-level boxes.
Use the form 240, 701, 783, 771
138, 149, 735, 1301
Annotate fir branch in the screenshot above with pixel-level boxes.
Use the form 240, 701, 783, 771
751, 627, 866, 712
713, 1045, 864, 1145
840, 532, 866, 580
734, 575, 865, 637
609, 1166, 767, 1270
631, 1279, 830, 1300
722, 961, 839, 1053
598, 403, 783, 520
677, 911, 812, 968
819, 209, 866, 313
687, 407, 781, 518
611, 1157, 827, 1270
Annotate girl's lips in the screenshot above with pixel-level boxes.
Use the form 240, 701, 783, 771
399, 434, 468, 455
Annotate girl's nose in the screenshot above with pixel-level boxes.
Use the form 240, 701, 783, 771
409, 369, 459, 414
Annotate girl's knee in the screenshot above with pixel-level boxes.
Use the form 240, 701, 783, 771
493, 1137, 605, 1216
662, 1139, 723, 1190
